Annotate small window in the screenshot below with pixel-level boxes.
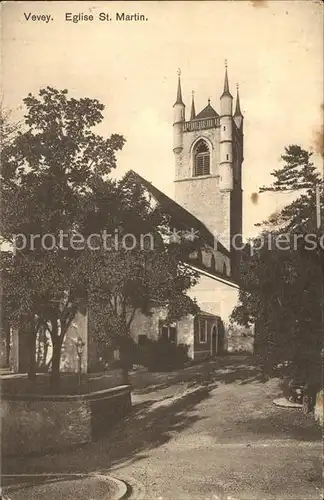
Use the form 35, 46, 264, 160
223, 263, 227, 275
138, 334, 147, 346
169, 327, 176, 343
223, 126, 226, 131
199, 319, 207, 343
161, 326, 169, 340
160, 322, 177, 343
210, 254, 216, 271
190, 249, 202, 264
226, 154, 229, 160
193, 140, 210, 176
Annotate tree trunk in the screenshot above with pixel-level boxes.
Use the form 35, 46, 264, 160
5, 321, 11, 367
36, 325, 43, 369
50, 338, 62, 390
43, 340, 49, 369
119, 329, 133, 386
121, 366, 130, 385
27, 324, 37, 382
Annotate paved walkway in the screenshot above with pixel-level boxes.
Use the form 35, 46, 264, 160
2, 356, 322, 499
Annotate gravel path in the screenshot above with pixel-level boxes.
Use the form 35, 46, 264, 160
2, 356, 322, 499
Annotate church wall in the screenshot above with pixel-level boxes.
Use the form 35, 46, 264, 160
186, 273, 239, 331
221, 191, 231, 250
10, 308, 89, 375
176, 127, 220, 180
200, 248, 231, 276
129, 306, 168, 343
177, 315, 194, 359
193, 315, 216, 361
175, 176, 226, 243
202, 249, 212, 269
174, 123, 233, 248
129, 308, 195, 359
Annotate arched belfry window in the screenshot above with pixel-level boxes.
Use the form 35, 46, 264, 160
193, 140, 210, 177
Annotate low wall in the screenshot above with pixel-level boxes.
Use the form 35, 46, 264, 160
193, 350, 210, 362
0, 372, 124, 395
1, 385, 131, 456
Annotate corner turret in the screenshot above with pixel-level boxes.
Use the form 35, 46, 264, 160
219, 61, 233, 192
173, 69, 185, 154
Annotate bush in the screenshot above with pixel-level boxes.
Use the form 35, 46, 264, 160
135, 337, 189, 371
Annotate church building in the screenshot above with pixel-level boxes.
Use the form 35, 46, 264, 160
4, 64, 246, 373
127, 63, 244, 361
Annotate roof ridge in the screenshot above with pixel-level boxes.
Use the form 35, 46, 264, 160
128, 170, 229, 257
195, 103, 219, 120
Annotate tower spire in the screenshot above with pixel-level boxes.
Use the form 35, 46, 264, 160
190, 90, 196, 120
174, 68, 184, 105
234, 83, 243, 116
221, 59, 232, 98
234, 83, 243, 129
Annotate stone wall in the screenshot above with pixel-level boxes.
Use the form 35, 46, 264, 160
1, 385, 131, 456
176, 127, 220, 180
177, 315, 194, 358
175, 176, 226, 247
130, 309, 195, 359
129, 306, 168, 343
186, 272, 239, 327
193, 314, 222, 360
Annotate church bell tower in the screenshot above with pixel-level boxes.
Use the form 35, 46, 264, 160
173, 62, 244, 267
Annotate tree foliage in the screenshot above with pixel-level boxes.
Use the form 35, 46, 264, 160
1, 87, 125, 385
1, 87, 199, 387
258, 145, 322, 232
0, 105, 22, 148
75, 171, 200, 375
232, 145, 323, 379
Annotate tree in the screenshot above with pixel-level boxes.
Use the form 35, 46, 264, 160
0, 104, 22, 147
0, 105, 22, 368
76, 171, 200, 383
1, 88, 200, 388
259, 145, 322, 232
1, 87, 125, 387
232, 145, 323, 380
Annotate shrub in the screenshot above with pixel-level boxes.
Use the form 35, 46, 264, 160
135, 337, 189, 371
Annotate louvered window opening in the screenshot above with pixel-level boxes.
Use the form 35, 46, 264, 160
194, 142, 210, 176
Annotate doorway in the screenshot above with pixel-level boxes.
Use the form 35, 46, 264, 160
211, 325, 218, 357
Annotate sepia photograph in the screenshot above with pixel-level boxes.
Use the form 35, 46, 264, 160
0, 1, 323, 499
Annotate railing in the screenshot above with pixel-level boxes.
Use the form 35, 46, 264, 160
183, 117, 219, 132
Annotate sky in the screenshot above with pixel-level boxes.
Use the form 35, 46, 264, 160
2, 0, 323, 238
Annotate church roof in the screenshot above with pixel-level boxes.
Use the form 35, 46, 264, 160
195, 104, 219, 120
198, 310, 220, 318
128, 170, 229, 258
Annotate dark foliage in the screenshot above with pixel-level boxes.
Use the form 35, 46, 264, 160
232, 145, 323, 382
134, 337, 189, 371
